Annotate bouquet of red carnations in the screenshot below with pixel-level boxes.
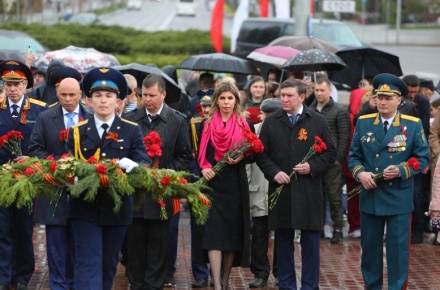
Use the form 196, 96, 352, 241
0, 130, 24, 157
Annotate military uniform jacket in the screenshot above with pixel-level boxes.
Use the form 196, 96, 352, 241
348, 112, 429, 215
0, 96, 48, 164
29, 103, 93, 225
256, 106, 337, 230
124, 104, 193, 219
66, 116, 150, 225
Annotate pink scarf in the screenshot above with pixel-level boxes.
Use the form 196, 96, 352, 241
198, 111, 250, 169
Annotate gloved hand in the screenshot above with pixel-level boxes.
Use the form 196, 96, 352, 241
116, 157, 139, 173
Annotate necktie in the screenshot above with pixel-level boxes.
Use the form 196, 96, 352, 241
66, 112, 76, 128
101, 123, 109, 140
289, 114, 299, 125
383, 120, 389, 133
148, 114, 158, 123
11, 104, 19, 118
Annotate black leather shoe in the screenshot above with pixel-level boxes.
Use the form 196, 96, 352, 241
15, 284, 27, 290
191, 279, 208, 288
249, 278, 267, 288
0, 285, 10, 290
331, 230, 343, 244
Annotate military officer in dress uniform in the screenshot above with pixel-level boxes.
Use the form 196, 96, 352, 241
189, 88, 213, 288
29, 75, 92, 290
348, 73, 430, 290
65, 67, 150, 290
0, 60, 49, 290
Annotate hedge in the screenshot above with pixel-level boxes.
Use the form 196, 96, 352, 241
0, 22, 231, 67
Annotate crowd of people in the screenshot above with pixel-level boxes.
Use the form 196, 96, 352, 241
0, 55, 439, 290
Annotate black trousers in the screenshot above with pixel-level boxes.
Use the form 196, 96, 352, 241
250, 216, 270, 280
126, 218, 170, 290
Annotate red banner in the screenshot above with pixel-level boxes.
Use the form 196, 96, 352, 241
260, 0, 269, 17
210, 0, 224, 52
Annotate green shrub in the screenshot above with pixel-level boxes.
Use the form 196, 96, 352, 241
0, 22, 231, 64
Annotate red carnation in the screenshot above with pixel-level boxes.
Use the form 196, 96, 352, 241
60, 153, 70, 159
157, 200, 166, 207
96, 164, 107, 174
49, 161, 57, 172
407, 157, 420, 171
160, 175, 171, 186
24, 167, 36, 176
59, 129, 68, 142
181, 178, 188, 185
87, 156, 98, 164
45, 156, 55, 161
313, 144, 323, 154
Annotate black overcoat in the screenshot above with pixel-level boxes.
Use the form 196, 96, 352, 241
256, 106, 337, 230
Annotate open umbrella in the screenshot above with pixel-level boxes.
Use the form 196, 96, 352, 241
177, 53, 259, 75
34, 45, 120, 73
247, 46, 301, 67
329, 46, 403, 90
113, 63, 181, 104
282, 48, 346, 73
0, 51, 26, 63
269, 36, 339, 53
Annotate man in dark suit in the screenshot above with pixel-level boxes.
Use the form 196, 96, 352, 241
256, 79, 336, 290
0, 60, 49, 290
402, 74, 432, 244
65, 67, 150, 290
348, 73, 429, 289
124, 74, 192, 290
29, 76, 92, 290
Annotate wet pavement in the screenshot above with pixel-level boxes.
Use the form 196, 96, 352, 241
31, 209, 440, 290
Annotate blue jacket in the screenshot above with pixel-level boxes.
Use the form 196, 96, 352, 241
348, 112, 430, 215
0, 96, 48, 164
66, 116, 150, 225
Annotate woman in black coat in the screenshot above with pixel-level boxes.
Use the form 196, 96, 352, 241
198, 81, 251, 290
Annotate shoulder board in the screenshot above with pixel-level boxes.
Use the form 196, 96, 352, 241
80, 99, 87, 105
121, 118, 138, 126
29, 98, 48, 107
191, 117, 204, 124
49, 102, 59, 108
401, 114, 420, 122
359, 113, 378, 120
71, 119, 89, 129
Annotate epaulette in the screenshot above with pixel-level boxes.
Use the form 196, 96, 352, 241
359, 113, 378, 120
29, 98, 47, 107
80, 99, 87, 105
401, 114, 420, 122
71, 119, 89, 129
191, 117, 204, 124
121, 118, 138, 126
49, 102, 59, 108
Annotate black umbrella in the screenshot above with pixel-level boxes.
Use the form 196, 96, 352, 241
330, 46, 403, 90
177, 53, 259, 75
281, 48, 346, 72
113, 63, 181, 104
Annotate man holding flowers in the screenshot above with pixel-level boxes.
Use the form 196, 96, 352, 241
348, 73, 429, 290
256, 79, 336, 290
123, 74, 192, 290
65, 67, 150, 290
29, 76, 92, 290
0, 60, 48, 290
